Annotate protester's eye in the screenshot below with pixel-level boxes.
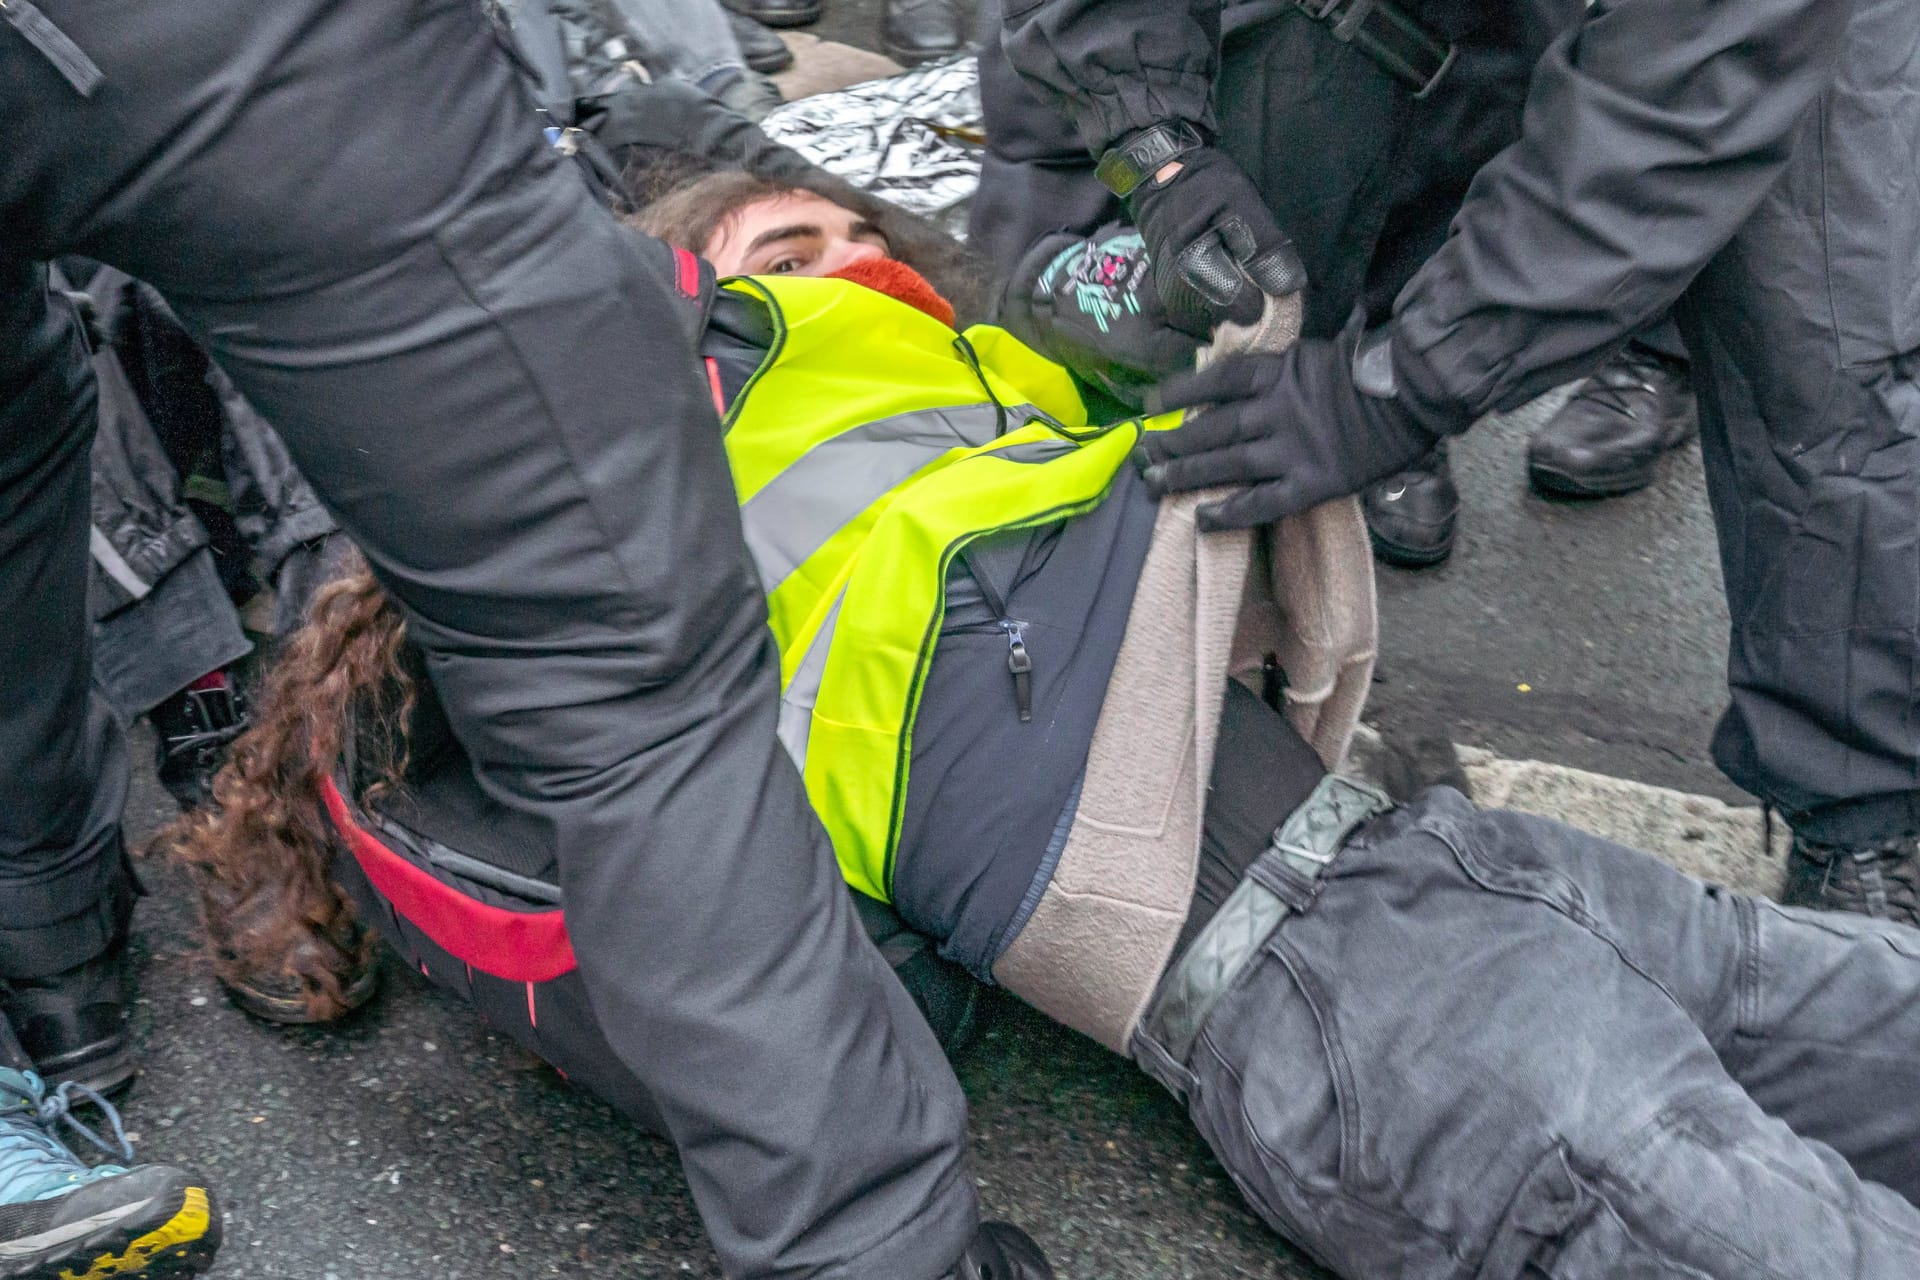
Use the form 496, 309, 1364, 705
769, 256, 806, 274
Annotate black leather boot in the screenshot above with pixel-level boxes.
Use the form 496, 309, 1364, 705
1528, 344, 1697, 498
721, 0, 822, 29
1, 936, 137, 1097
1782, 833, 1920, 926
727, 11, 794, 73
1363, 445, 1458, 568
942, 1222, 1055, 1280
882, 0, 965, 65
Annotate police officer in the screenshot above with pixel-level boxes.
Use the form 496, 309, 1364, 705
978, 0, 1582, 569
1003, 0, 1920, 925
0, 0, 1050, 1274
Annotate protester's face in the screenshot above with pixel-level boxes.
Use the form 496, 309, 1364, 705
703, 192, 892, 277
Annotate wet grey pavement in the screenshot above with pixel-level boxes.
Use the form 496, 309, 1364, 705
109, 10, 1744, 1276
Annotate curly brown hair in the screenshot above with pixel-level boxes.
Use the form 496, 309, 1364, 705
159, 551, 412, 1021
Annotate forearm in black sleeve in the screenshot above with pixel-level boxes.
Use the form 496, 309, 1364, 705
1391, 0, 1855, 422
1000, 0, 1223, 158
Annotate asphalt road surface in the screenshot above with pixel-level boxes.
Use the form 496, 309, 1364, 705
105, 8, 1746, 1275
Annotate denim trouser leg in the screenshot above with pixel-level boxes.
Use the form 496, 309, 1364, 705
1180, 788, 1920, 1279
605, 0, 747, 91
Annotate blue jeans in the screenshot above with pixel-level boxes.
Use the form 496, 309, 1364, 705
1159, 787, 1920, 1277
607, 0, 747, 93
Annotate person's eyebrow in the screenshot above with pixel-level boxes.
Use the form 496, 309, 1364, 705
743, 223, 823, 256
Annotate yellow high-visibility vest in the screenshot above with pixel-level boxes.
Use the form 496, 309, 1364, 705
721, 274, 1179, 901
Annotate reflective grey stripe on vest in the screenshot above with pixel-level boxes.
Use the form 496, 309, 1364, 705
740, 402, 1009, 597
776, 589, 844, 770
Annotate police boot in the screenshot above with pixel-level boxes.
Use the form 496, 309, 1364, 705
942, 1222, 1055, 1280
1527, 344, 1696, 499
721, 0, 822, 29
1782, 833, 1920, 926
882, 0, 964, 65
210, 903, 381, 1027
0, 936, 136, 1100
1363, 444, 1457, 569
727, 11, 795, 73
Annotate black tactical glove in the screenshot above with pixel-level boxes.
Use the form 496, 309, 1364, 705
996, 224, 1200, 412
1119, 139, 1307, 338
1138, 318, 1465, 530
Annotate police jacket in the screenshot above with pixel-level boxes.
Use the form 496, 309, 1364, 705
76, 266, 335, 620
1003, 0, 1907, 423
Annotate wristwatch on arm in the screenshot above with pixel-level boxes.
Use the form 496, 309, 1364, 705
1097, 122, 1307, 338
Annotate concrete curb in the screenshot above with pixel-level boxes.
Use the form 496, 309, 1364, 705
1452, 744, 1786, 898
1345, 725, 1789, 898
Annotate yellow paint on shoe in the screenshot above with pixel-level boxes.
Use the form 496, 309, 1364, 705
58, 1186, 212, 1279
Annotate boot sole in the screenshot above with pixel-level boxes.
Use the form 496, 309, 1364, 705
741, 6, 821, 27
222, 965, 381, 1026
1368, 528, 1455, 569
882, 36, 965, 65
1527, 459, 1662, 500
743, 48, 794, 73
0, 1183, 220, 1280
35, 1038, 138, 1102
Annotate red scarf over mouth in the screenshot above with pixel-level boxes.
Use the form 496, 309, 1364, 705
825, 256, 957, 329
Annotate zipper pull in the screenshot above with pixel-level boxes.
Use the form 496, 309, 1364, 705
1004, 622, 1033, 723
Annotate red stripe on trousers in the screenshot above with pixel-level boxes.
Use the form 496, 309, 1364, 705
319, 777, 578, 983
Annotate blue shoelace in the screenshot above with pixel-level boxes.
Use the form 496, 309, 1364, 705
0, 1073, 134, 1204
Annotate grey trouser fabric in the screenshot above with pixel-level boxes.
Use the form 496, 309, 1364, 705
609, 0, 748, 93
1, 1, 976, 1274
1149, 786, 1920, 1277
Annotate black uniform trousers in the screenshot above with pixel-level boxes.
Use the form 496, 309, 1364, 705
0, 1, 976, 1275
1674, 0, 1920, 846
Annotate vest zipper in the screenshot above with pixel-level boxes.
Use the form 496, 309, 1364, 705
960, 546, 1035, 723
1003, 621, 1033, 722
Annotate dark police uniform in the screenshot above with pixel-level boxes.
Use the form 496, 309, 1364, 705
996, 0, 1920, 854
0, 1, 980, 1273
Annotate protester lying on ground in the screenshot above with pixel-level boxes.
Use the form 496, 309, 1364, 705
166, 182, 1920, 1279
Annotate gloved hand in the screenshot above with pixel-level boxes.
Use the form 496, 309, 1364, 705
996, 224, 1200, 412
1125, 144, 1307, 338
1137, 318, 1465, 530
